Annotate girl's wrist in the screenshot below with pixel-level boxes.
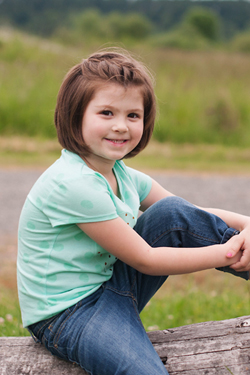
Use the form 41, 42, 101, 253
234, 215, 250, 232
242, 218, 250, 231
223, 240, 242, 266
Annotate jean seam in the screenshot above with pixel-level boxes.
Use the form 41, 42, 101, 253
102, 285, 143, 331
104, 285, 134, 299
131, 274, 139, 305
131, 295, 146, 331
52, 303, 81, 346
31, 314, 58, 339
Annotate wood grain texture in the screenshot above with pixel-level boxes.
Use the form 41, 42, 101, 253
1, 315, 250, 374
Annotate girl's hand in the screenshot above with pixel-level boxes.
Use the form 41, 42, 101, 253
200, 208, 250, 273
226, 224, 250, 272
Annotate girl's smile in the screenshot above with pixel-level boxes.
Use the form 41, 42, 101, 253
105, 139, 128, 145
81, 83, 144, 173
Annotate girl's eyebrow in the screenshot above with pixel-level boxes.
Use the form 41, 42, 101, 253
129, 109, 144, 116
95, 104, 144, 113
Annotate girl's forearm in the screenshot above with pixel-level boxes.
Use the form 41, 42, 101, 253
140, 239, 242, 276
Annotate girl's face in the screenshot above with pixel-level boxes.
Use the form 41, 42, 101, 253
81, 83, 144, 170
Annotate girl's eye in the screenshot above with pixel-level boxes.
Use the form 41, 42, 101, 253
101, 110, 113, 116
128, 113, 139, 119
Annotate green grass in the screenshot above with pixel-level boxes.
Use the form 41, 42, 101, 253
1, 29, 250, 148
152, 49, 250, 147
0, 287, 29, 337
141, 269, 250, 332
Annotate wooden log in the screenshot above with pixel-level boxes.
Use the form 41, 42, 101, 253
1, 315, 250, 374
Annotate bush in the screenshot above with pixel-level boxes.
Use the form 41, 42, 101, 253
184, 7, 221, 42
73, 8, 107, 41
152, 24, 210, 50
56, 9, 153, 45
152, 7, 221, 51
106, 12, 153, 41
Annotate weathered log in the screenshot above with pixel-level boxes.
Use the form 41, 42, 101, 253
1, 315, 250, 375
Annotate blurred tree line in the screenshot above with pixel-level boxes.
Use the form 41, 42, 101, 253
1, 0, 250, 41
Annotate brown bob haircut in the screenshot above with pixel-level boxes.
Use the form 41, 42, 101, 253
54, 49, 156, 158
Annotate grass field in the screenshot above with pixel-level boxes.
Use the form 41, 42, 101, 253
1, 28, 250, 147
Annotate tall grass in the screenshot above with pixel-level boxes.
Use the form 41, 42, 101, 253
1, 28, 250, 147
152, 49, 250, 146
0, 30, 81, 138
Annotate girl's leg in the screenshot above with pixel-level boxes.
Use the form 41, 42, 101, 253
29, 265, 169, 375
133, 196, 248, 312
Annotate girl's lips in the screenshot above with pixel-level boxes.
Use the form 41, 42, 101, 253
105, 139, 128, 144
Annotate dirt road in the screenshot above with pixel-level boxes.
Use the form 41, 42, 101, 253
1, 168, 250, 242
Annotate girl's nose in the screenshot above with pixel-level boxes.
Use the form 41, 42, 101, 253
112, 121, 128, 132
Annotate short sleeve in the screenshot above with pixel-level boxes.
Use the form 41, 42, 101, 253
125, 166, 152, 202
43, 174, 118, 227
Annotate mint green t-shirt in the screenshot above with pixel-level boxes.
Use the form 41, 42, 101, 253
17, 150, 152, 327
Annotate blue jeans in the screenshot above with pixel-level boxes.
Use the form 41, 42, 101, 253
28, 197, 248, 375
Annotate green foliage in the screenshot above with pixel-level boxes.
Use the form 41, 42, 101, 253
108, 12, 153, 40
58, 9, 153, 45
152, 48, 250, 146
1, 29, 250, 147
151, 6, 221, 50
0, 31, 68, 138
73, 8, 105, 40
183, 7, 221, 42
230, 31, 250, 53
151, 24, 210, 51
207, 92, 239, 134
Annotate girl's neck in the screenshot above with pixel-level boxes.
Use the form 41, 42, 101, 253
81, 155, 114, 176
81, 155, 118, 196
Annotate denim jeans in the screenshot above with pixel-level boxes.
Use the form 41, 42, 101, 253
28, 197, 248, 375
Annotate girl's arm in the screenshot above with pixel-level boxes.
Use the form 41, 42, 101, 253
77, 218, 243, 276
141, 178, 250, 272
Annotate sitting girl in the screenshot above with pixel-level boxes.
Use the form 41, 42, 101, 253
17, 49, 250, 375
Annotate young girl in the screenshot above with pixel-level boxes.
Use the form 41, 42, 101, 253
17, 49, 250, 375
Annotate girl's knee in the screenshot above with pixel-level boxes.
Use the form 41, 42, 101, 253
135, 196, 194, 240
150, 196, 193, 221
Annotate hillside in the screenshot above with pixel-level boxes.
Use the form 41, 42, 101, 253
1, 28, 250, 149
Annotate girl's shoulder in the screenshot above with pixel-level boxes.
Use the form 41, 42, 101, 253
31, 150, 109, 200
49, 149, 107, 181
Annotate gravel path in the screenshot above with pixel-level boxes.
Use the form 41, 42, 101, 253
1, 169, 250, 242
